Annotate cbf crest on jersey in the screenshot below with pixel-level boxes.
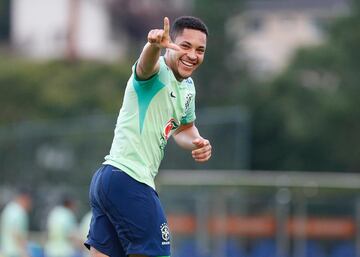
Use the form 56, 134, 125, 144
160, 223, 170, 245
159, 118, 179, 150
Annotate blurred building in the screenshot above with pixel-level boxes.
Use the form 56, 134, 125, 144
228, 0, 350, 78
10, 0, 191, 61
11, 0, 126, 61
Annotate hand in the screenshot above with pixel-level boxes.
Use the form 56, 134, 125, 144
192, 138, 212, 162
147, 17, 181, 51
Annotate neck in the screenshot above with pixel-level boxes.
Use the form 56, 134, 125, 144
164, 54, 184, 82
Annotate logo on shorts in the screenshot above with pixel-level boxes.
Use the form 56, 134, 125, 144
160, 223, 170, 244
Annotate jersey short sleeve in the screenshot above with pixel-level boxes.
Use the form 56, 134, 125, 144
180, 77, 196, 125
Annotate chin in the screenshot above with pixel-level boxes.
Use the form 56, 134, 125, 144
179, 74, 191, 80
180, 70, 194, 79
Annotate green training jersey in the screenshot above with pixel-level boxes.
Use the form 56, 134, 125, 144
45, 206, 77, 257
103, 56, 196, 189
0, 201, 28, 257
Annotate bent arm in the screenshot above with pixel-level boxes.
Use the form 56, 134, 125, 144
173, 123, 200, 150
136, 17, 180, 80
136, 42, 162, 80
173, 123, 212, 162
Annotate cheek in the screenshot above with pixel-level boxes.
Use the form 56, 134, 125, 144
174, 48, 187, 58
197, 55, 204, 64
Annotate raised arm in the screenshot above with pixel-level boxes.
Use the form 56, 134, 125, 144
172, 123, 212, 162
136, 17, 180, 80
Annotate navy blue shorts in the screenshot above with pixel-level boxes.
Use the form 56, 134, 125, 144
85, 165, 171, 257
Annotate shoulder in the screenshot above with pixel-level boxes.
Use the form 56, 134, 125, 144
132, 56, 170, 85
186, 77, 195, 87
5, 202, 22, 213
2, 202, 25, 221
185, 77, 194, 85
183, 77, 196, 94
49, 206, 66, 217
158, 56, 173, 77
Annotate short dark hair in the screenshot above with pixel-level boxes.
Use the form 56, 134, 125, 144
16, 185, 33, 197
170, 16, 208, 41
60, 193, 75, 207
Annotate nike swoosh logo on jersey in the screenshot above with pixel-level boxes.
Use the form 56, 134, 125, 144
170, 92, 176, 98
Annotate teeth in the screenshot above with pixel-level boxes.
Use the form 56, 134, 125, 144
181, 60, 194, 67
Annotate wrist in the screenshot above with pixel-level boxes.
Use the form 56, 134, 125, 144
146, 41, 162, 50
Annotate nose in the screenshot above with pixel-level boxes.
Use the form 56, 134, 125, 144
187, 49, 197, 60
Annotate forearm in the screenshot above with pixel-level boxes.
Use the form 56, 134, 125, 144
136, 17, 180, 80
136, 42, 161, 80
173, 123, 212, 162
173, 124, 201, 150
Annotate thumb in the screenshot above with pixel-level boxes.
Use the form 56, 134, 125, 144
192, 138, 204, 147
165, 42, 181, 51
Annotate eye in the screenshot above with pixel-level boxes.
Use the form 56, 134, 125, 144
180, 44, 190, 49
197, 48, 205, 54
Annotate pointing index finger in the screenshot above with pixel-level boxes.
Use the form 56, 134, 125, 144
163, 17, 170, 39
162, 17, 180, 51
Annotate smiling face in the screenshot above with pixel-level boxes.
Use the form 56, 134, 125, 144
165, 28, 207, 81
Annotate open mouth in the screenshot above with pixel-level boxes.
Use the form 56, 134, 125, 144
180, 59, 196, 68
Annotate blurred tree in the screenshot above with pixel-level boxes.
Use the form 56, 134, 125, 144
0, 59, 130, 124
104, 0, 189, 57
247, 0, 360, 172
192, 0, 253, 107
0, 0, 10, 42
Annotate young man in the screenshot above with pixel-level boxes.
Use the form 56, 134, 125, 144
85, 16, 212, 257
45, 195, 79, 257
0, 188, 32, 257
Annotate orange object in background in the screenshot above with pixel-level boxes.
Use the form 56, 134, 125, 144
209, 216, 276, 237
288, 217, 355, 239
168, 214, 197, 234
167, 214, 356, 239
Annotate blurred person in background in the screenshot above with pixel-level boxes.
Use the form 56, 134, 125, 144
84, 16, 211, 257
44, 195, 81, 257
0, 187, 32, 257
79, 211, 92, 243
79, 211, 92, 257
